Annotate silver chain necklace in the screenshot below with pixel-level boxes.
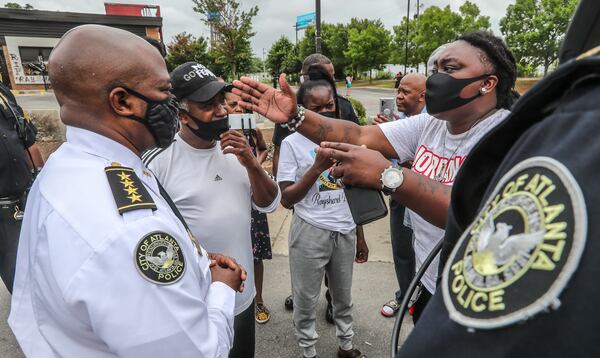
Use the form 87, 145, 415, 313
434, 109, 498, 182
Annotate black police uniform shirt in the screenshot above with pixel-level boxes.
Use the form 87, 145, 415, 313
272, 95, 359, 147
0, 84, 36, 198
398, 53, 600, 357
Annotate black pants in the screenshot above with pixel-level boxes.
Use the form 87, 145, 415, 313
0, 201, 22, 294
412, 288, 432, 324
390, 199, 415, 302
230, 303, 255, 358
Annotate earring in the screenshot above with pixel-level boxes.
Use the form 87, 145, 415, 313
480, 88, 487, 94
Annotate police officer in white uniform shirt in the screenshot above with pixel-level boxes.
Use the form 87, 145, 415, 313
9, 25, 246, 358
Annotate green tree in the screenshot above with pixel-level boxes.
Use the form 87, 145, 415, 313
4, 2, 34, 9
282, 44, 302, 81
248, 56, 264, 73
297, 23, 351, 79
458, 1, 491, 33
266, 36, 294, 75
500, 0, 577, 76
391, 16, 419, 68
165, 32, 212, 72
400, 3, 490, 72
192, 0, 258, 80
345, 19, 391, 83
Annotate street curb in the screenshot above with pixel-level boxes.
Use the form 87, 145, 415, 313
12, 90, 53, 96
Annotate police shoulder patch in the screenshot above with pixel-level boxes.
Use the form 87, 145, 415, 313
442, 156, 587, 329
105, 165, 157, 214
134, 231, 186, 285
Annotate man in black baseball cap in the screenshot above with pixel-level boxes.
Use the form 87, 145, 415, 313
170, 61, 232, 103
142, 62, 280, 358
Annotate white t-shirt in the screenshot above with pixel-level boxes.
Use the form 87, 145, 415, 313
146, 134, 280, 315
379, 109, 510, 293
277, 133, 355, 234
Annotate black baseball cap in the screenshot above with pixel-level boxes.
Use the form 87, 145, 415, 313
170, 62, 232, 102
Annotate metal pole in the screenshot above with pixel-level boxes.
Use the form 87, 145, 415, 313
315, 0, 322, 53
404, 0, 410, 73
415, 0, 420, 73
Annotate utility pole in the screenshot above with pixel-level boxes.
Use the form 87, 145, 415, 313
315, 0, 322, 53
404, 0, 411, 73
262, 48, 266, 73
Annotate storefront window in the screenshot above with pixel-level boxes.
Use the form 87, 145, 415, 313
19, 47, 52, 76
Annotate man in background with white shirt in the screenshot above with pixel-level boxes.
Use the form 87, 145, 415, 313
144, 62, 280, 358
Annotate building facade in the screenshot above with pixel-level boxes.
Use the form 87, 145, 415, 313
0, 5, 162, 91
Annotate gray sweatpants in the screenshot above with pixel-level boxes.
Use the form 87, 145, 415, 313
289, 214, 356, 358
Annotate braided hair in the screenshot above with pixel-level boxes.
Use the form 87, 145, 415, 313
458, 31, 519, 110
297, 64, 340, 119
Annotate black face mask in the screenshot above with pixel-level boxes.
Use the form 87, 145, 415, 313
124, 88, 179, 148
184, 111, 230, 141
320, 111, 338, 119
425, 73, 490, 114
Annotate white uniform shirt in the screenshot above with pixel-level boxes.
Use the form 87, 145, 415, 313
9, 126, 236, 357
144, 133, 280, 315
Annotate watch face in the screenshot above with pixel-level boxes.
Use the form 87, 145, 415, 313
384, 169, 402, 188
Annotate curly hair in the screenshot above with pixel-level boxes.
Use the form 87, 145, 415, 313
458, 31, 519, 109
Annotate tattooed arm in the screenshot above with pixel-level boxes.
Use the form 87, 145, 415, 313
390, 169, 452, 228
295, 111, 398, 159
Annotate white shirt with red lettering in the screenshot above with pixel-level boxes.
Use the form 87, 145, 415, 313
379, 109, 510, 293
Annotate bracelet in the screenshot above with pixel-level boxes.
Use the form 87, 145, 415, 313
281, 105, 305, 132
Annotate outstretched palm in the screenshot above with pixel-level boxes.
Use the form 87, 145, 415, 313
232, 74, 297, 123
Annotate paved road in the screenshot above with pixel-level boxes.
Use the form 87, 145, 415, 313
15, 87, 396, 118
337, 86, 396, 119
14, 93, 58, 111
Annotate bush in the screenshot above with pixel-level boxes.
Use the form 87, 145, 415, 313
346, 97, 368, 125
375, 70, 393, 80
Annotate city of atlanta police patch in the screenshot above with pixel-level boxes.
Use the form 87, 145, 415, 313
134, 232, 186, 285
442, 156, 587, 329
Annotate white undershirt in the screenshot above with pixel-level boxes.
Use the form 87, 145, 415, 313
147, 133, 279, 315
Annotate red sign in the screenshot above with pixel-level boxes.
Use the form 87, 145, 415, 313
104, 3, 161, 17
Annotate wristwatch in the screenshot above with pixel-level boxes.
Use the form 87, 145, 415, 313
380, 165, 404, 195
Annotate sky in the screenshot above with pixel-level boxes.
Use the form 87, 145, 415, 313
23, 0, 516, 58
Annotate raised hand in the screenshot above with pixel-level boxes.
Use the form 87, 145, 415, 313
232, 74, 297, 123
